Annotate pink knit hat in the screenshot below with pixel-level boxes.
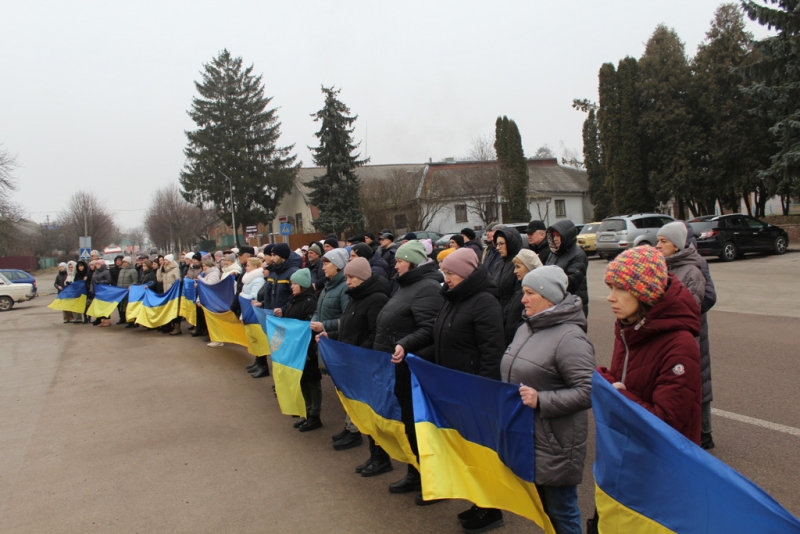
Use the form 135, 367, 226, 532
343, 257, 372, 281
440, 247, 479, 279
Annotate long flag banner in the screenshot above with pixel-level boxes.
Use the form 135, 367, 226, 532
318, 337, 419, 470
179, 279, 197, 326
136, 282, 181, 328
48, 282, 87, 314
266, 315, 311, 418
125, 284, 148, 323
86, 284, 129, 318
592, 371, 800, 533
407, 355, 555, 533
239, 296, 270, 356
196, 278, 248, 346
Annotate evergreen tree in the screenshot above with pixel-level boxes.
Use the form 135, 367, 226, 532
741, 0, 800, 215
615, 57, 650, 213
574, 100, 613, 219
305, 86, 367, 235
639, 25, 695, 213
494, 116, 531, 222
693, 4, 774, 216
597, 63, 620, 213
180, 49, 298, 234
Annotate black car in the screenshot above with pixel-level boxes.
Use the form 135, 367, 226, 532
689, 214, 789, 262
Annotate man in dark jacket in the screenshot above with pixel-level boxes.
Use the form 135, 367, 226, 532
263, 243, 301, 317
481, 222, 503, 275
109, 255, 124, 286
460, 227, 483, 260
364, 232, 380, 256
305, 243, 326, 292
545, 220, 589, 317
378, 232, 398, 271
526, 220, 552, 264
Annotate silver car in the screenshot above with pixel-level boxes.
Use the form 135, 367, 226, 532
0, 273, 35, 311
595, 213, 675, 260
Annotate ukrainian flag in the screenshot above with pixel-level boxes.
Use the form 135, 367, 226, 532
136, 282, 180, 328
125, 284, 148, 323
318, 337, 419, 470
48, 282, 87, 314
266, 315, 311, 418
179, 279, 197, 326
86, 284, 129, 318
592, 372, 800, 532
407, 355, 555, 533
239, 296, 270, 356
196, 278, 248, 346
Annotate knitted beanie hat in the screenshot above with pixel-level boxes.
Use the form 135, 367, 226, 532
461, 227, 476, 240
290, 268, 312, 288
436, 247, 456, 263
604, 246, 668, 306
344, 257, 372, 281
657, 221, 688, 250
323, 248, 349, 270
395, 240, 428, 265
324, 238, 339, 249
352, 242, 374, 259
273, 243, 291, 260
522, 266, 568, 304
514, 249, 543, 273
308, 243, 322, 256
440, 247, 479, 279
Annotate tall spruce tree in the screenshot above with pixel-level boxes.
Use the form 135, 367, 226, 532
574, 100, 613, 219
615, 57, 650, 213
741, 0, 800, 215
305, 86, 367, 235
180, 49, 298, 234
494, 116, 531, 221
693, 4, 774, 216
597, 63, 620, 214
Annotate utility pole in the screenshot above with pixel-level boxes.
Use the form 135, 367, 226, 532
219, 171, 240, 247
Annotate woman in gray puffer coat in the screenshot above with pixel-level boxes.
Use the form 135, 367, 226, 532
500, 266, 595, 534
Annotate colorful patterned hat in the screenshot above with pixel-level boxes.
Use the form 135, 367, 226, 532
604, 246, 668, 306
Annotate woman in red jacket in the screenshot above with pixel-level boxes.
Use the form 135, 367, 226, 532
598, 246, 702, 444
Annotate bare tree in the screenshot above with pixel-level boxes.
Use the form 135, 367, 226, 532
146, 184, 215, 252
360, 170, 452, 233
56, 191, 118, 252
533, 144, 555, 158
0, 146, 25, 255
559, 142, 585, 169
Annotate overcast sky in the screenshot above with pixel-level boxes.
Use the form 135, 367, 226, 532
1, 1, 772, 230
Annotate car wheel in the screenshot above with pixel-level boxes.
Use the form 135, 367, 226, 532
720, 242, 737, 262
773, 236, 788, 255
0, 296, 13, 311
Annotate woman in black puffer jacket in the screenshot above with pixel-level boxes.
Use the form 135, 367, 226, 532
491, 226, 524, 312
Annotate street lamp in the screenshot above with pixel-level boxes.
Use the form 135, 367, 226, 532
218, 171, 240, 248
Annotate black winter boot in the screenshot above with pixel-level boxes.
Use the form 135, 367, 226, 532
388, 465, 421, 493
251, 356, 270, 378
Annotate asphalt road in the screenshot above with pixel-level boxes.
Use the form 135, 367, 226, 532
2, 251, 798, 533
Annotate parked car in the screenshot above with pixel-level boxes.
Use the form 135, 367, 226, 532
0, 273, 35, 311
432, 233, 458, 258
576, 222, 602, 256
394, 231, 443, 244
689, 214, 789, 262
0, 269, 37, 295
595, 213, 675, 260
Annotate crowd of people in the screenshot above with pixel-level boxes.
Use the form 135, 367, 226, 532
54, 219, 716, 534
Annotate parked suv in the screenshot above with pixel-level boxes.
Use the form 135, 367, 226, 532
596, 214, 675, 260
689, 214, 789, 262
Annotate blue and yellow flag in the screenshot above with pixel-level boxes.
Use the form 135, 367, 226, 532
239, 296, 270, 356
592, 372, 800, 533
136, 282, 180, 328
48, 282, 87, 314
86, 284, 129, 318
179, 279, 197, 326
319, 337, 419, 470
407, 355, 555, 533
266, 316, 311, 418
125, 284, 148, 323
196, 278, 248, 346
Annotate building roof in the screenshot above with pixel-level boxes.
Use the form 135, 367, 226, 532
295, 163, 427, 195
527, 158, 588, 194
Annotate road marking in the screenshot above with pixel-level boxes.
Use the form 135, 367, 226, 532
712, 408, 800, 437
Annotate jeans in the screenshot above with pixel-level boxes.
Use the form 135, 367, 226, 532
536, 484, 582, 534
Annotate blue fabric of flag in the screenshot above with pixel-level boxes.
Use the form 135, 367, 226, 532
196, 277, 236, 313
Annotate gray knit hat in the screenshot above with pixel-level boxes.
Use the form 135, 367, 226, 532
657, 221, 688, 250
290, 268, 312, 288
522, 266, 568, 305
323, 248, 349, 270
395, 240, 428, 265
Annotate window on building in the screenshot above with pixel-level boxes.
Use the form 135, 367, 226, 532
555, 199, 566, 218
394, 213, 408, 229
454, 204, 468, 223
295, 213, 303, 233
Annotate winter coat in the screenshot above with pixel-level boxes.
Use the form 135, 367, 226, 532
665, 245, 705, 309
530, 239, 552, 265
158, 261, 181, 292
84, 269, 94, 296
91, 265, 112, 293
308, 260, 326, 293
240, 269, 266, 300
482, 245, 503, 276
185, 265, 202, 280
311, 270, 350, 332
697, 257, 716, 404
262, 252, 302, 313
597, 275, 702, 445
379, 243, 398, 271
117, 266, 138, 289
179, 262, 189, 278
503, 286, 526, 345
138, 268, 156, 287
109, 265, 121, 286
463, 238, 483, 261
431, 266, 504, 379
328, 275, 391, 349
369, 254, 391, 279
491, 227, 524, 312
75, 262, 88, 283
545, 220, 589, 310
500, 294, 595, 486
197, 266, 221, 285
54, 271, 68, 292
285, 288, 320, 381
